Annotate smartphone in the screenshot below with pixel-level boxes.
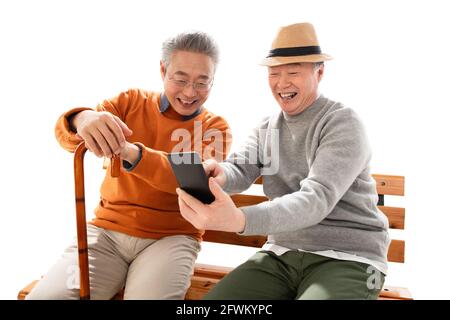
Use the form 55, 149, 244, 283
168, 152, 215, 204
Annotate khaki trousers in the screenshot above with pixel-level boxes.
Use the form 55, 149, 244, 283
26, 224, 200, 300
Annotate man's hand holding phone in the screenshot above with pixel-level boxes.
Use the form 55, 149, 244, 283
169, 152, 245, 233
176, 177, 245, 233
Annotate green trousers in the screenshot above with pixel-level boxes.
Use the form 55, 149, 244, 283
204, 250, 385, 300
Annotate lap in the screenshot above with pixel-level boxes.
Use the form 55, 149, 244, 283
204, 251, 299, 300
296, 255, 384, 300
27, 225, 201, 300
26, 224, 128, 300
204, 250, 384, 300
124, 235, 200, 299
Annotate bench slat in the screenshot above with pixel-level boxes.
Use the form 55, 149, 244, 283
387, 239, 405, 263
372, 174, 405, 196
378, 206, 405, 229
379, 285, 413, 300
203, 231, 267, 248
186, 265, 413, 300
231, 194, 267, 206
194, 263, 233, 279
17, 280, 38, 300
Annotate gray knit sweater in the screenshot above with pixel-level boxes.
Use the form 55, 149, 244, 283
221, 95, 390, 272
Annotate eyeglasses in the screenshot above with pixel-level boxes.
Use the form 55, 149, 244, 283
167, 77, 213, 92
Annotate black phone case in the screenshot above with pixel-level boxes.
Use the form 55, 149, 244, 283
168, 152, 215, 204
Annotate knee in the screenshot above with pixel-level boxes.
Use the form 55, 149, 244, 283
25, 283, 78, 300
123, 280, 190, 300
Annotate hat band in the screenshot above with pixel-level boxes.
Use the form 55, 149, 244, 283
267, 46, 322, 58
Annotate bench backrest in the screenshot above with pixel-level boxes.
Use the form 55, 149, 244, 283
203, 174, 406, 264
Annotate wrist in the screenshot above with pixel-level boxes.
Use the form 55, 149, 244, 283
71, 110, 90, 132
121, 143, 140, 164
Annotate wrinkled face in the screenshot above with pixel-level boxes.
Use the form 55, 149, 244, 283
161, 51, 215, 116
268, 62, 323, 115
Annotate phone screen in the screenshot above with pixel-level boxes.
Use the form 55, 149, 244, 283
167, 152, 215, 204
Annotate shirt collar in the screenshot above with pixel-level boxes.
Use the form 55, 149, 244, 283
160, 94, 203, 121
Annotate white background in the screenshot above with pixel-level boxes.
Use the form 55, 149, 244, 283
1, 0, 449, 299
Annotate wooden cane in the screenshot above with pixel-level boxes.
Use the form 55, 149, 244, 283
74, 142, 120, 299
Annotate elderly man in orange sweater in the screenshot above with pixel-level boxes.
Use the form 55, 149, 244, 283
26, 32, 231, 300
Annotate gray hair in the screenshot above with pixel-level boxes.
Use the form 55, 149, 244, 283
313, 61, 324, 69
161, 31, 219, 70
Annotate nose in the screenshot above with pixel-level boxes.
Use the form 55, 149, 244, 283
278, 73, 292, 88
182, 83, 196, 98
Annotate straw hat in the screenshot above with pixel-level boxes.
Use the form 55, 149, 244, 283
260, 22, 332, 66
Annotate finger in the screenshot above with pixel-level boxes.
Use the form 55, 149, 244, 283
77, 132, 101, 157
90, 128, 113, 158
113, 116, 133, 137
105, 117, 126, 148
177, 190, 199, 222
202, 159, 217, 176
178, 193, 196, 217
204, 160, 224, 181
209, 177, 227, 200
98, 123, 121, 155
213, 165, 224, 177
176, 187, 204, 213
83, 134, 102, 157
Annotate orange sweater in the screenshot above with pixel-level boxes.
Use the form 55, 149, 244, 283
55, 89, 231, 240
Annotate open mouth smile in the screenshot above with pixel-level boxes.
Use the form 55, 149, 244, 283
279, 92, 297, 100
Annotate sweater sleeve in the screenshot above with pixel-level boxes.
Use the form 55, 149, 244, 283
240, 109, 372, 236
54, 90, 133, 152
54, 90, 232, 194
54, 107, 93, 152
124, 115, 232, 194
221, 117, 269, 194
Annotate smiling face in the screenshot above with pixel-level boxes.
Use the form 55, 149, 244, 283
161, 50, 215, 116
268, 62, 324, 115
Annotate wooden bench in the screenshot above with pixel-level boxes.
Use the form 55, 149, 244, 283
18, 142, 412, 300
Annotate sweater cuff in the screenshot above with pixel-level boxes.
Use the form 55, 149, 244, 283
220, 162, 237, 194
65, 107, 93, 133
238, 203, 270, 236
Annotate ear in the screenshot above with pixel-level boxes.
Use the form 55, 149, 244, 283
160, 60, 166, 81
317, 64, 324, 82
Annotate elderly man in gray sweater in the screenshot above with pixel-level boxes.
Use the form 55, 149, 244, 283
176, 22, 389, 300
